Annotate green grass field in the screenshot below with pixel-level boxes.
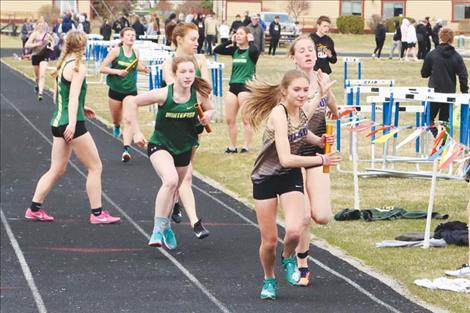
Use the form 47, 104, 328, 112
2, 47, 470, 312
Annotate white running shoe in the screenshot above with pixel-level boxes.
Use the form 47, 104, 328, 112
445, 264, 470, 277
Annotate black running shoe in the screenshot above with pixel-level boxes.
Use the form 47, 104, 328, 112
34, 85, 39, 94
240, 148, 249, 153
38, 94, 43, 101
225, 147, 237, 153
171, 202, 183, 223
193, 219, 210, 239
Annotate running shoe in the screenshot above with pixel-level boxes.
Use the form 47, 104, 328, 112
193, 219, 210, 239
162, 227, 177, 250
148, 231, 163, 247
89, 210, 121, 224
224, 147, 237, 153
240, 148, 249, 153
121, 149, 131, 163
282, 255, 300, 286
171, 202, 183, 223
113, 126, 121, 138
260, 278, 277, 300
38, 94, 43, 101
25, 208, 54, 221
445, 264, 470, 277
296, 267, 310, 287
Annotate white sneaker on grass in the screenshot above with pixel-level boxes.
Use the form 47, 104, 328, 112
445, 264, 470, 277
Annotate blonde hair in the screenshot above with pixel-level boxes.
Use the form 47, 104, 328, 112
243, 69, 310, 129
171, 55, 211, 98
172, 22, 197, 47
51, 31, 87, 79
288, 35, 314, 57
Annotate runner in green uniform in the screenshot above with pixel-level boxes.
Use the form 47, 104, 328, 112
161, 22, 210, 239
242, 69, 339, 300
25, 31, 121, 224
123, 55, 213, 250
214, 26, 259, 153
100, 27, 149, 162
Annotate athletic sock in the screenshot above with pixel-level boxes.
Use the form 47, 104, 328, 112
153, 216, 170, 233
91, 207, 103, 216
30, 201, 42, 212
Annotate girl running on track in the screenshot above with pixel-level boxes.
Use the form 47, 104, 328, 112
161, 22, 210, 239
289, 36, 339, 286
123, 55, 213, 250
25, 20, 53, 101
25, 31, 121, 224
243, 69, 340, 300
214, 26, 259, 153
100, 27, 149, 163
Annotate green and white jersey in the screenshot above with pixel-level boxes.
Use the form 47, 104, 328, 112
230, 47, 256, 84
106, 46, 137, 93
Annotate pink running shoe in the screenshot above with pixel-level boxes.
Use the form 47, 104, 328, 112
89, 210, 121, 224
25, 208, 54, 221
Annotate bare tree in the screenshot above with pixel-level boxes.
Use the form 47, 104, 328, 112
286, 0, 311, 22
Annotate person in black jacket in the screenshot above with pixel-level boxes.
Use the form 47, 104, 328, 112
230, 14, 243, 34
372, 19, 386, 59
424, 17, 433, 56
268, 16, 281, 56
421, 27, 468, 135
242, 11, 251, 26
416, 20, 428, 60
309, 16, 337, 74
100, 19, 112, 40
431, 19, 443, 48
389, 20, 401, 59
131, 15, 145, 39
193, 13, 205, 54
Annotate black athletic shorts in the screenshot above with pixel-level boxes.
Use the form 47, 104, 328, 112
32, 54, 49, 66
229, 83, 250, 96
51, 120, 87, 139
108, 89, 138, 102
253, 168, 304, 200
147, 143, 192, 167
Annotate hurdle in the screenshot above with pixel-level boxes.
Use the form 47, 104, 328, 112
208, 61, 224, 122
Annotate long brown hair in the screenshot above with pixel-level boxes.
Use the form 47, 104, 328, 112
51, 31, 87, 79
171, 22, 197, 47
242, 69, 310, 130
171, 55, 211, 98
118, 27, 135, 47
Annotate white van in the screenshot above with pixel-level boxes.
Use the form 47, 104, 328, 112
259, 12, 298, 43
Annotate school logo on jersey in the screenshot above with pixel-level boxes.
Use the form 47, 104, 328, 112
288, 127, 308, 142
233, 59, 247, 64
316, 44, 328, 59
165, 111, 196, 119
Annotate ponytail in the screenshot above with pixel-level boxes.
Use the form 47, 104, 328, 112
242, 69, 310, 130
51, 31, 86, 79
242, 80, 281, 130
193, 77, 211, 99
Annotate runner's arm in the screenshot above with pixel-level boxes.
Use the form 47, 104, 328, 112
99, 47, 126, 76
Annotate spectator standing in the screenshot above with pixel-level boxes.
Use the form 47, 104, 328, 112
400, 18, 410, 60
204, 13, 218, 55
405, 20, 418, 61
416, 20, 428, 59
100, 19, 112, 40
81, 13, 91, 34
219, 20, 230, 43
372, 19, 386, 59
257, 13, 266, 32
432, 19, 443, 48
230, 14, 243, 34
389, 20, 401, 59
146, 14, 161, 42
248, 14, 264, 53
132, 15, 146, 38
242, 11, 251, 26
193, 13, 205, 53
165, 13, 177, 46
309, 16, 337, 74
268, 15, 281, 56
113, 15, 130, 34
421, 28, 468, 137
61, 13, 75, 34
21, 17, 34, 54
424, 17, 433, 56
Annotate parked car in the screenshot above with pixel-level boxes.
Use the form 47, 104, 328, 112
259, 12, 298, 44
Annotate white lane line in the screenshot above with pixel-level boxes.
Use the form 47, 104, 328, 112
0, 93, 231, 313
85, 117, 403, 313
0, 209, 48, 313
2, 62, 406, 312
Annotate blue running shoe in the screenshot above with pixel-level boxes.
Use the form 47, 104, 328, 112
282, 256, 300, 285
162, 227, 177, 250
260, 278, 277, 300
148, 231, 163, 247
113, 126, 121, 138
